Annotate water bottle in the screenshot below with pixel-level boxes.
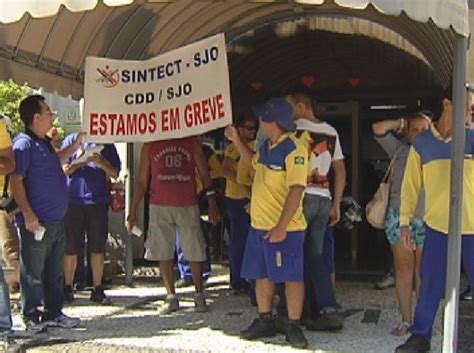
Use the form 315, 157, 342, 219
131, 225, 143, 237
34, 225, 46, 241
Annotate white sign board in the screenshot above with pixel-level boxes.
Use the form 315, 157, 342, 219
83, 34, 232, 143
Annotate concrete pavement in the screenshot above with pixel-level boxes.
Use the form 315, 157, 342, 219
8, 266, 452, 353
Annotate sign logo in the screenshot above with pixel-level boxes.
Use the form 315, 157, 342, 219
96, 65, 120, 88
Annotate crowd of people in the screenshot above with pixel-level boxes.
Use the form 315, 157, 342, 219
0, 86, 473, 353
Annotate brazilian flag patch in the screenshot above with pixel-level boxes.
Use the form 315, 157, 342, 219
294, 156, 305, 165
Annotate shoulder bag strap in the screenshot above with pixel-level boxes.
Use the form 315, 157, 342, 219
381, 147, 402, 183
2, 174, 9, 198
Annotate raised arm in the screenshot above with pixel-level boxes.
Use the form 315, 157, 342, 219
57, 132, 85, 165
372, 119, 404, 136
224, 126, 255, 167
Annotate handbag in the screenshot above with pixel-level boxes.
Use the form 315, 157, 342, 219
109, 180, 125, 213
365, 149, 400, 229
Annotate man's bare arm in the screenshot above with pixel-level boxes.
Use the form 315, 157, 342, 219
10, 174, 39, 233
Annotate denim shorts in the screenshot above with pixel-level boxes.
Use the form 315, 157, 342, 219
384, 207, 425, 247
241, 227, 304, 283
64, 204, 108, 254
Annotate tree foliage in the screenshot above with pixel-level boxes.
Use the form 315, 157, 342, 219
0, 80, 65, 141
0, 79, 30, 135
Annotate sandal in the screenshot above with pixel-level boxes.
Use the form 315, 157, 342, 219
391, 321, 410, 336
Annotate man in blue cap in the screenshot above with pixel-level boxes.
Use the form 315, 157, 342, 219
225, 97, 308, 348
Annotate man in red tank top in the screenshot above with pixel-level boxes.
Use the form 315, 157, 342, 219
126, 136, 220, 314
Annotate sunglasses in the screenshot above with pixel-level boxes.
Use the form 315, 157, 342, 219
241, 125, 257, 131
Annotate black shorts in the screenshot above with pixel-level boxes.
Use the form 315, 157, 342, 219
64, 204, 108, 255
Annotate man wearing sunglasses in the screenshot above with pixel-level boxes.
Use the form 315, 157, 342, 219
222, 115, 258, 295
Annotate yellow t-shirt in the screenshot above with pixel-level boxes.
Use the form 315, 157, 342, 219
0, 119, 12, 192
250, 133, 307, 231
224, 143, 251, 199
236, 140, 256, 187
196, 151, 222, 194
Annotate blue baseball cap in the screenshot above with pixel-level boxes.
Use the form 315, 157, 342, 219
252, 97, 296, 131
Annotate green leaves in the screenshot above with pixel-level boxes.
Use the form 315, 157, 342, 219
0, 79, 30, 136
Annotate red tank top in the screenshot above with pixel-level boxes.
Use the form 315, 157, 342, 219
149, 137, 198, 206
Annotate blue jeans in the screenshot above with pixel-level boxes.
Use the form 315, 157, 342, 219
0, 266, 12, 332
303, 194, 338, 313
20, 222, 65, 321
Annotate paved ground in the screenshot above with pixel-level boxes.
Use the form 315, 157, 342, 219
8, 266, 467, 353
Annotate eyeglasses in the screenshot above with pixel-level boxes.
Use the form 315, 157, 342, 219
242, 125, 257, 131
40, 109, 56, 116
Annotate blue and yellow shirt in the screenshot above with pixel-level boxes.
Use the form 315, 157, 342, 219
250, 133, 307, 231
224, 143, 251, 199
400, 124, 474, 234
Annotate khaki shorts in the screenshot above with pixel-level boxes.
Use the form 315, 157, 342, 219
144, 204, 206, 262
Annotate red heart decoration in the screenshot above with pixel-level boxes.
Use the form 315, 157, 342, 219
348, 77, 360, 87
301, 75, 316, 88
251, 81, 263, 91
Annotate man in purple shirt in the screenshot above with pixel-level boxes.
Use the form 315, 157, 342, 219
11, 95, 82, 333
62, 133, 121, 304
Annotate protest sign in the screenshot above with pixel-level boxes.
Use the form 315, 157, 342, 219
83, 33, 232, 143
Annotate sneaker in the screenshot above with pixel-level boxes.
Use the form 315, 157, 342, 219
194, 292, 208, 313
395, 335, 431, 353
2, 332, 23, 353
42, 313, 80, 329
175, 278, 193, 288
274, 314, 289, 334
285, 323, 308, 349
232, 282, 250, 295
64, 285, 74, 303
375, 274, 395, 290
240, 318, 276, 340
305, 312, 343, 332
460, 286, 472, 301
158, 295, 179, 315
74, 282, 85, 291
90, 286, 112, 305
232, 287, 247, 296
23, 318, 46, 334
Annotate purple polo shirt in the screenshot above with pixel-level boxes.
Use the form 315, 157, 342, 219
13, 132, 68, 224
62, 132, 121, 205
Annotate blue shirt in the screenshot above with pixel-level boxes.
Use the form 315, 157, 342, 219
62, 132, 121, 205
13, 132, 68, 224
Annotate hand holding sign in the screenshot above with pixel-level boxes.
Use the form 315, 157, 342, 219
71, 145, 104, 166
224, 125, 239, 142
87, 153, 105, 167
